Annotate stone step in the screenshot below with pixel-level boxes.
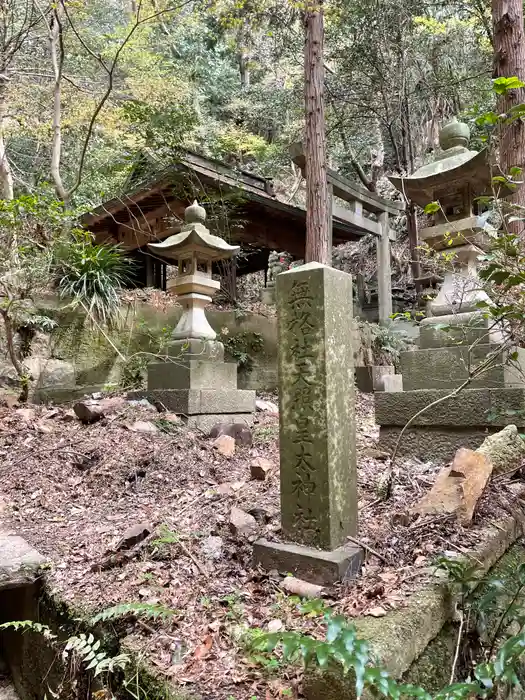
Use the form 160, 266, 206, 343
0, 532, 45, 591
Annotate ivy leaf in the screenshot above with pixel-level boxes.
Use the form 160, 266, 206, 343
326, 615, 346, 643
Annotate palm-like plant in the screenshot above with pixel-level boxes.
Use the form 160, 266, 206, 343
55, 235, 135, 325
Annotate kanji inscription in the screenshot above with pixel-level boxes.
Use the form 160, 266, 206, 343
277, 262, 358, 551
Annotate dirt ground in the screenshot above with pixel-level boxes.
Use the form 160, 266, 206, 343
0, 393, 521, 699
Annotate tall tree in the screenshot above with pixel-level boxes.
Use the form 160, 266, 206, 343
304, 0, 329, 264
492, 0, 525, 208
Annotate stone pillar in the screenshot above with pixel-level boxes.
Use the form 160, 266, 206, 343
254, 262, 362, 585
377, 212, 392, 324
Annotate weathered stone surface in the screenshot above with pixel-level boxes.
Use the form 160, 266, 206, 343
419, 311, 506, 350
254, 539, 362, 586
213, 435, 235, 457
184, 413, 254, 432
413, 448, 492, 524
229, 507, 257, 538
148, 360, 237, 391
276, 263, 357, 551
355, 365, 394, 393
24, 358, 75, 389
129, 388, 255, 415
0, 532, 46, 590
281, 576, 324, 599
14, 408, 36, 422
209, 422, 252, 446
477, 424, 525, 475
377, 374, 403, 392
378, 426, 499, 462
400, 345, 525, 391
250, 457, 274, 480
375, 387, 525, 428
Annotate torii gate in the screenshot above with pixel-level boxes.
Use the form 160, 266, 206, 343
290, 144, 404, 323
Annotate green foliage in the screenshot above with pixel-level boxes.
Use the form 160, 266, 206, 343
54, 234, 135, 325
0, 619, 57, 640
64, 632, 130, 677
90, 602, 176, 625
220, 329, 264, 370
370, 321, 412, 368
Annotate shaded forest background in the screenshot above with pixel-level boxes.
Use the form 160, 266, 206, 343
1, 0, 495, 214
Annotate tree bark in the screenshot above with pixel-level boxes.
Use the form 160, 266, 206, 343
49, 5, 68, 203
0, 71, 13, 201
492, 0, 525, 210
304, 1, 329, 264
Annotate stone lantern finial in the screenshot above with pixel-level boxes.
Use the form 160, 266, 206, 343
438, 120, 470, 151
185, 200, 206, 225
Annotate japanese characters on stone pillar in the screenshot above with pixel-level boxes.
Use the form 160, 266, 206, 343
254, 262, 362, 585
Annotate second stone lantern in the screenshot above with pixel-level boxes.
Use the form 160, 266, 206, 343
375, 120, 525, 461
136, 201, 255, 430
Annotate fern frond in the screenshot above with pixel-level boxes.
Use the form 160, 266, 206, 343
0, 620, 56, 639
64, 633, 128, 677
90, 602, 176, 625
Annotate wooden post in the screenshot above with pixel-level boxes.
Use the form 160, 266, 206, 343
377, 212, 392, 324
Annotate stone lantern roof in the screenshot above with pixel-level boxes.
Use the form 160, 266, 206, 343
148, 200, 240, 262
388, 120, 501, 207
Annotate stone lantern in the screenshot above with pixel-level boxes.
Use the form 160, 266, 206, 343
374, 120, 525, 461
390, 119, 504, 327
130, 201, 256, 431
149, 200, 239, 342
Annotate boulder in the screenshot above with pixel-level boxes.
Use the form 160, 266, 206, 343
477, 425, 525, 475
24, 358, 75, 389
209, 422, 252, 447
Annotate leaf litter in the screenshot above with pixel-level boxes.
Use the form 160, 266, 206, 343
0, 392, 522, 699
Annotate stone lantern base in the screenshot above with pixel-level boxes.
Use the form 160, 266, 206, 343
129, 339, 256, 431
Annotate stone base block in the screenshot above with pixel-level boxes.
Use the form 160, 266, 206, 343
253, 538, 363, 586
378, 426, 500, 462
147, 360, 237, 390
183, 413, 254, 433
165, 338, 224, 361
131, 388, 255, 414
375, 387, 525, 428
419, 311, 506, 349
355, 365, 394, 393
400, 345, 525, 391
378, 374, 403, 392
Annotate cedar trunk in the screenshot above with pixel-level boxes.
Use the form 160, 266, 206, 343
492, 0, 525, 209
304, 2, 329, 264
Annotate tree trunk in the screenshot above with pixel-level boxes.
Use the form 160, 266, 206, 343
49, 5, 68, 203
492, 0, 525, 210
0, 69, 13, 201
304, 1, 329, 264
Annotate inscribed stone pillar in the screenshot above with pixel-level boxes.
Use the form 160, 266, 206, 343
377, 212, 392, 324
253, 262, 362, 584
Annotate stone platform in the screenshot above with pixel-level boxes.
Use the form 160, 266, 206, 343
376, 387, 525, 461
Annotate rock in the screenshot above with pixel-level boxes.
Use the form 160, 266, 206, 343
213, 435, 236, 457
74, 396, 126, 424
201, 535, 223, 561
15, 408, 36, 422
1, 394, 18, 409
281, 576, 324, 599
256, 399, 279, 414
413, 447, 493, 525
229, 507, 257, 538
248, 507, 271, 524
477, 425, 525, 475
24, 358, 76, 389
115, 522, 153, 551
128, 420, 159, 434
209, 423, 252, 447
267, 619, 283, 632
62, 409, 77, 422
127, 398, 156, 410
250, 457, 274, 481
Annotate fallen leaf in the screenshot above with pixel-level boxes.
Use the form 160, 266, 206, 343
367, 606, 387, 617
193, 634, 213, 660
